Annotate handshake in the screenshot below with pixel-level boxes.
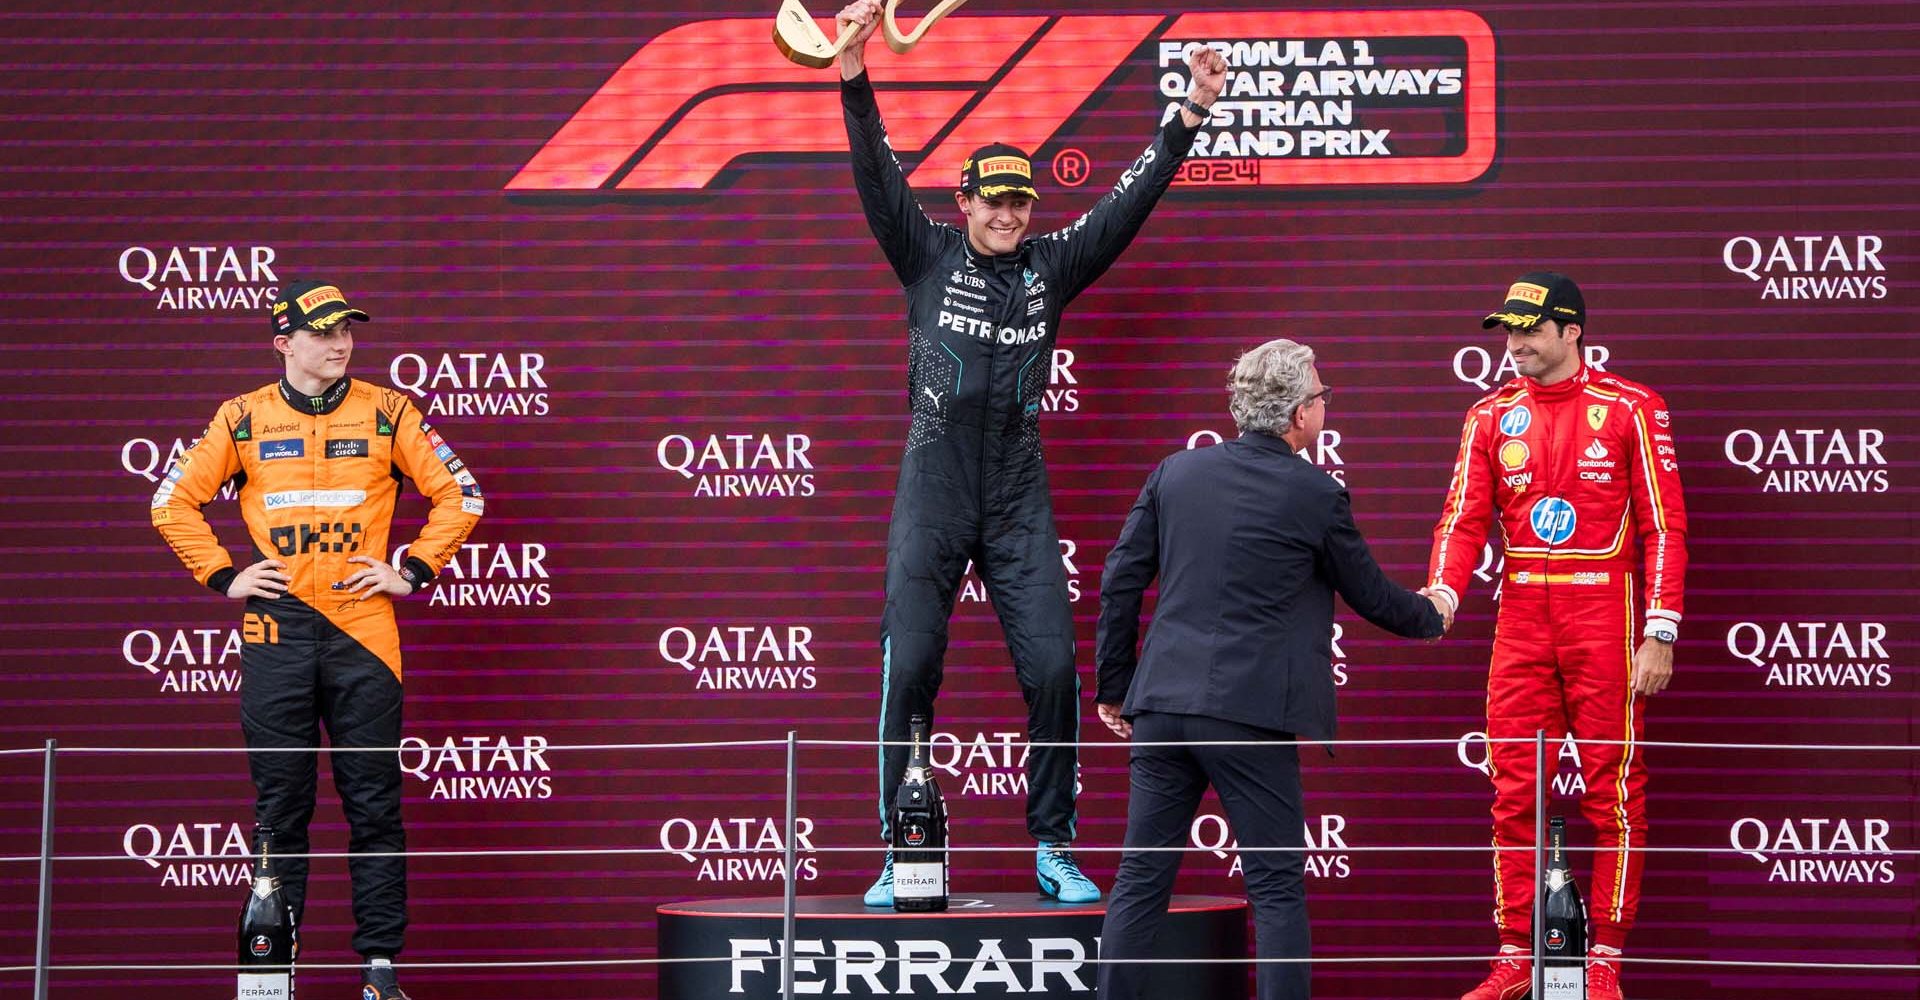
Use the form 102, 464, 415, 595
1415, 585, 1457, 636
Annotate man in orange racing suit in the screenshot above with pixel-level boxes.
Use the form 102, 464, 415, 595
1429, 272, 1685, 1000
152, 280, 481, 999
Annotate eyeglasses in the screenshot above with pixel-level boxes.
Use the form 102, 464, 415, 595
1303, 386, 1333, 406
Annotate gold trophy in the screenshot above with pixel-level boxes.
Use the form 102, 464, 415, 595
773, 0, 972, 69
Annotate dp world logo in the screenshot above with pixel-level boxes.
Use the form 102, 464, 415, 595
1498, 406, 1533, 436
1528, 497, 1576, 545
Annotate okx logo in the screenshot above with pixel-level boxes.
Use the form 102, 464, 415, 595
508, 10, 1494, 193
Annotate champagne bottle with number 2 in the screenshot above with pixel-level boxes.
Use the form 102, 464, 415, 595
236, 827, 297, 1000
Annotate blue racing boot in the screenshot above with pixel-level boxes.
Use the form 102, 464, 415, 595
1036, 843, 1101, 903
862, 850, 895, 907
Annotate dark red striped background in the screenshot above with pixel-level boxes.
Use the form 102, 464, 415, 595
0, 2, 1914, 997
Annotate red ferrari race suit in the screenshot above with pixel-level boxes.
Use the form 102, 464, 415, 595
1428, 363, 1686, 951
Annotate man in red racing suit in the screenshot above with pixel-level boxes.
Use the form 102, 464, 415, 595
1429, 273, 1686, 1000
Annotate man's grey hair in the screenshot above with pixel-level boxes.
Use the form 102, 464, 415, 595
1228, 339, 1316, 435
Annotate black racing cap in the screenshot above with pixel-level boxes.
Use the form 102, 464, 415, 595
960, 143, 1039, 200
1482, 271, 1586, 330
271, 280, 370, 336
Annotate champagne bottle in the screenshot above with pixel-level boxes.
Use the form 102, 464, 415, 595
891, 715, 948, 912
1539, 816, 1587, 999
236, 827, 297, 1000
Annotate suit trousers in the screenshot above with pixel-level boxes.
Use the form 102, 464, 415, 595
1097, 712, 1309, 1000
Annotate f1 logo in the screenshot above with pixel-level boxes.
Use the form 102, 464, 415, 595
508, 15, 1160, 191
508, 10, 1496, 192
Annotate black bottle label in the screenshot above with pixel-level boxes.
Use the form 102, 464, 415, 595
893, 716, 949, 912
237, 833, 296, 999
1540, 817, 1586, 999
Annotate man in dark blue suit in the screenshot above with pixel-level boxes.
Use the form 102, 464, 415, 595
1094, 339, 1450, 1000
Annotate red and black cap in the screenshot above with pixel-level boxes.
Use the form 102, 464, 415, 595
1483, 271, 1586, 330
271, 280, 370, 336
960, 143, 1039, 200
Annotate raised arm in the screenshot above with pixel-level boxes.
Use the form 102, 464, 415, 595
839, 0, 947, 286
1030, 46, 1225, 304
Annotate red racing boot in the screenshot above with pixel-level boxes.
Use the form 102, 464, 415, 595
1461, 943, 1533, 1000
1586, 944, 1625, 1000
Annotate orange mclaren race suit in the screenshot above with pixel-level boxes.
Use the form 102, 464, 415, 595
1428, 363, 1686, 951
152, 375, 481, 957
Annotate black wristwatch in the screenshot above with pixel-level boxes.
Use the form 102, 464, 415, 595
1181, 96, 1213, 120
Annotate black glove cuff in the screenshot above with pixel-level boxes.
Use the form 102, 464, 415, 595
400, 557, 437, 594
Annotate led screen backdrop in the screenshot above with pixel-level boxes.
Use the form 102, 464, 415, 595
1, 2, 1915, 997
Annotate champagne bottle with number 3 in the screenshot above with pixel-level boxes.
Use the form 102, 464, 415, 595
1540, 816, 1588, 999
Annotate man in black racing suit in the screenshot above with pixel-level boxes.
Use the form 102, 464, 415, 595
833, 0, 1229, 905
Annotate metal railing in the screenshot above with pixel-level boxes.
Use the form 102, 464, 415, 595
8, 732, 1919, 998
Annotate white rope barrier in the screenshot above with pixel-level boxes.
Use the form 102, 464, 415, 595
9, 732, 1914, 989
42, 738, 794, 755
14, 736, 1920, 754
3, 954, 1916, 973
0, 956, 747, 973
10, 843, 1915, 866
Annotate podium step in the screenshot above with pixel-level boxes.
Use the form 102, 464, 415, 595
659, 893, 1248, 998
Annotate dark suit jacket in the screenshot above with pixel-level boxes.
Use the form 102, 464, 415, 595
1095, 431, 1443, 741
